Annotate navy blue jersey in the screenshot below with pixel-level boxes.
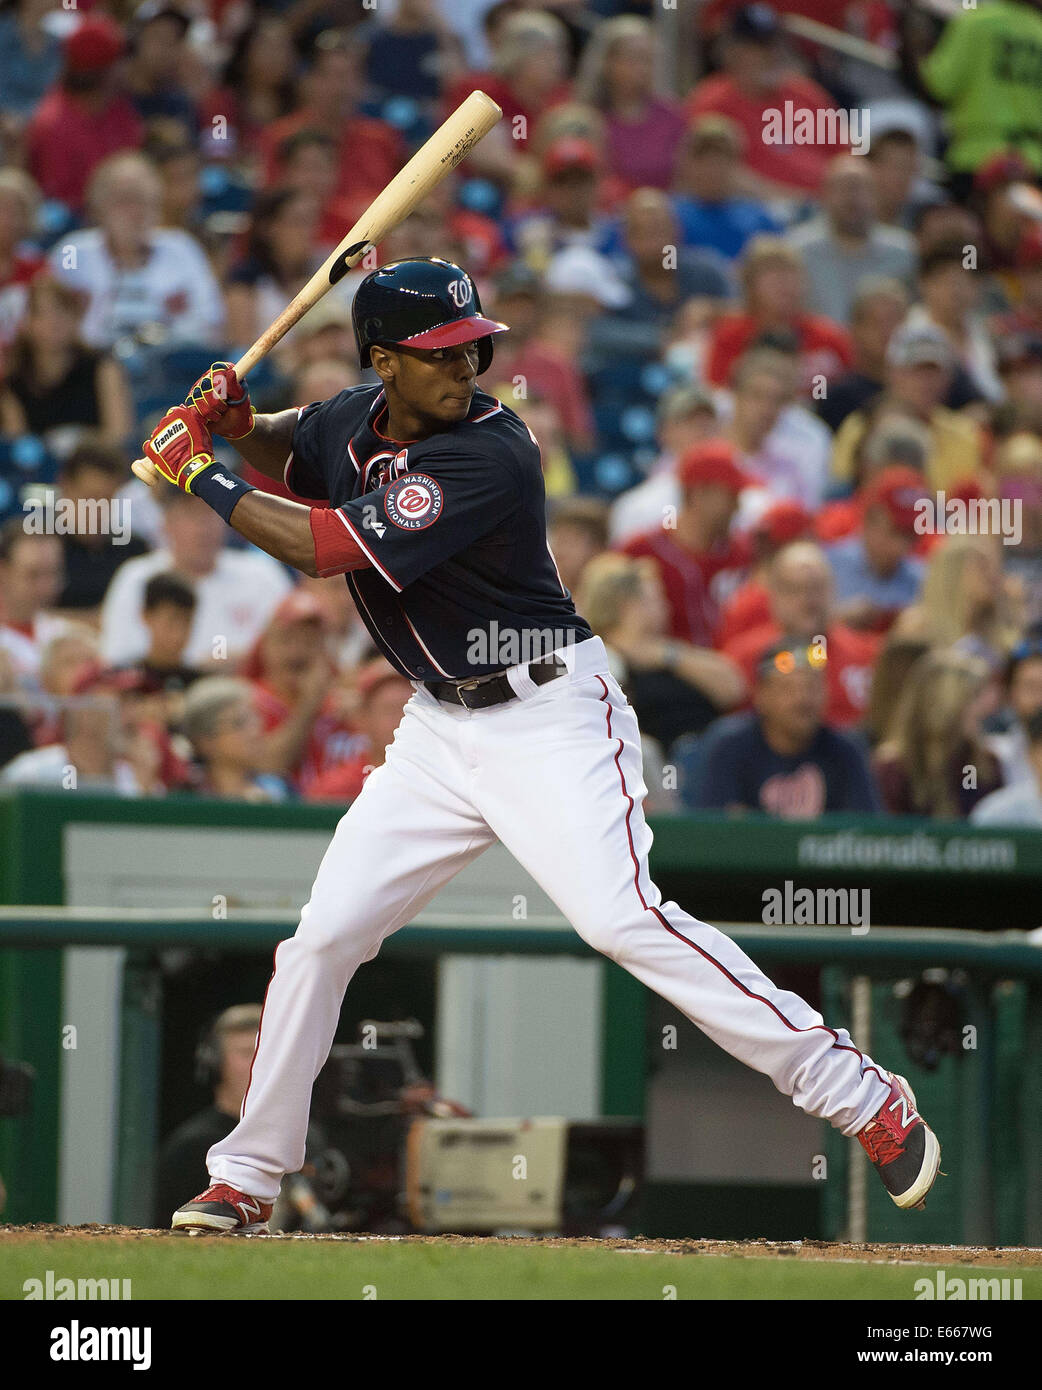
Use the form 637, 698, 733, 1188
287, 384, 592, 679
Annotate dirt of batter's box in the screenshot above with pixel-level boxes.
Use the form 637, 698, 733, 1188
1, 1225, 1040, 1267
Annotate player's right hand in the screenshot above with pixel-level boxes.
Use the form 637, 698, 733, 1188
185, 361, 254, 440
142, 407, 217, 493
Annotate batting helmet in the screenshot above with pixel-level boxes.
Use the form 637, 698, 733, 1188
352, 257, 508, 374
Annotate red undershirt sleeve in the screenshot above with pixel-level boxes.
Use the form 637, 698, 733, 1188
309, 506, 373, 578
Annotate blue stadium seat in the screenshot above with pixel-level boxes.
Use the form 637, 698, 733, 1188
672, 731, 712, 811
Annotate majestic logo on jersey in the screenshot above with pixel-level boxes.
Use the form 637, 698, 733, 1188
384, 473, 443, 530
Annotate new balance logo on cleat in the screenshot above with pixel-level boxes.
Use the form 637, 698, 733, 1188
171, 1182, 273, 1234
857, 1074, 941, 1210
888, 1094, 918, 1128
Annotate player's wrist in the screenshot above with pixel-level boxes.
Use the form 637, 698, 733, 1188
188, 460, 256, 522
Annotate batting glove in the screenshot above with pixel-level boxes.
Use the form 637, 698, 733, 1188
185, 361, 255, 440
142, 407, 219, 493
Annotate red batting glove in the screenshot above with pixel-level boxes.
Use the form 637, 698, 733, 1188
142, 407, 217, 492
185, 361, 255, 439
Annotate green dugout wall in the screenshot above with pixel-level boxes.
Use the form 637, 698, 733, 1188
1, 789, 1040, 1240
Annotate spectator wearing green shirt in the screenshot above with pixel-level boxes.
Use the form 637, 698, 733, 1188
922, 1, 1042, 185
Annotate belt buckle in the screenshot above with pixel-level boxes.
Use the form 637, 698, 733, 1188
456, 679, 481, 707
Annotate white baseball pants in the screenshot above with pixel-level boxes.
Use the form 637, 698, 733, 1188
207, 636, 891, 1202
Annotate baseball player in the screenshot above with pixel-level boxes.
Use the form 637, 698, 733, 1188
139, 258, 940, 1233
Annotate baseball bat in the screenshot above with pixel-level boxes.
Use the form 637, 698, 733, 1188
131, 89, 503, 486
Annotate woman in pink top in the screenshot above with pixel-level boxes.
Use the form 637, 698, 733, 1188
576, 16, 686, 191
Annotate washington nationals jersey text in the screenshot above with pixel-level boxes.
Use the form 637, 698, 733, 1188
287, 385, 592, 678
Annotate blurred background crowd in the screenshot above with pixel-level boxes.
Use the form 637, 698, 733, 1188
4, 0, 1042, 826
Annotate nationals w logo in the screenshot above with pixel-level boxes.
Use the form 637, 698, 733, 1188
446, 277, 473, 309
384, 472, 443, 530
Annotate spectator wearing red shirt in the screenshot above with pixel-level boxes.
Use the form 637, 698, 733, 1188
622, 441, 753, 647
26, 15, 144, 211
705, 235, 853, 392
306, 660, 414, 803
717, 499, 814, 645
260, 32, 404, 224
242, 590, 363, 795
722, 540, 881, 729
687, 4, 844, 198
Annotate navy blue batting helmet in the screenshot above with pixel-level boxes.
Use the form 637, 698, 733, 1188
352, 257, 508, 374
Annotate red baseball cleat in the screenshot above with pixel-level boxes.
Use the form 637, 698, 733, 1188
857, 1074, 941, 1210
171, 1182, 273, 1234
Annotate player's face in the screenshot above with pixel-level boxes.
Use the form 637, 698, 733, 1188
381, 342, 482, 428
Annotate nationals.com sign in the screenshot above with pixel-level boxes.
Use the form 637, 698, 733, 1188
384, 474, 444, 530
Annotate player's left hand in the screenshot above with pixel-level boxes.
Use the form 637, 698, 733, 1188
142, 406, 218, 493
186, 361, 254, 439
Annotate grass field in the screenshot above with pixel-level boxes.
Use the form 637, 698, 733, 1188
2, 1230, 1040, 1300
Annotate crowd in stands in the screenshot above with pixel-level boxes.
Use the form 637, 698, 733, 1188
4, 0, 1042, 827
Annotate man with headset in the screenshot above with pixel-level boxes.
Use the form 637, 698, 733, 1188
153, 1005, 262, 1228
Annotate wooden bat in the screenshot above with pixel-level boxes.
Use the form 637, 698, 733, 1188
131, 89, 503, 486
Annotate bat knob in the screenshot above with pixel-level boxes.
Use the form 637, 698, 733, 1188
131, 458, 163, 487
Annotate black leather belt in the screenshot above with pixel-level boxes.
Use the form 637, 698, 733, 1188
424, 654, 567, 709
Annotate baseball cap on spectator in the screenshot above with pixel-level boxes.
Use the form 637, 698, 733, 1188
494, 262, 541, 300
295, 299, 352, 338
65, 15, 127, 74
686, 115, 744, 156
543, 136, 600, 179
544, 246, 630, 308
885, 321, 954, 371
267, 589, 328, 629
753, 500, 813, 548
677, 440, 753, 493
973, 151, 1033, 197
861, 466, 930, 536
657, 382, 717, 426
728, 4, 781, 42
133, 0, 191, 34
